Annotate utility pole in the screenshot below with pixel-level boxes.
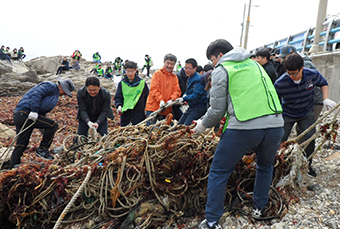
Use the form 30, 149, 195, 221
310, 0, 328, 53
243, 0, 252, 50
240, 3, 246, 47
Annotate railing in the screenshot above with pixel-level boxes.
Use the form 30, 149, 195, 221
251, 14, 340, 54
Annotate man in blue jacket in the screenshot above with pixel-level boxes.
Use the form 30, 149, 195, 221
176, 58, 208, 125
10, 78, 75, 169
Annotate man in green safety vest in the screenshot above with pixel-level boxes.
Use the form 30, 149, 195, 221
92, 52, 101, 63
194, 39, 284, 228
114, 61, 149, 126
141, 54, 152, 77
105, 64, 114, 79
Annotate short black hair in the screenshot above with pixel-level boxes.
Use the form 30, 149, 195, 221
164, 53, 177, 63
206, 39, 233, 60
203, 64, 213, 72
196, 65, 203, 72
185, 58, 197, 68
256, 49, 270, 60
124, 61, 137, 69
85, 76, 100, 87
284, 53, 304, 71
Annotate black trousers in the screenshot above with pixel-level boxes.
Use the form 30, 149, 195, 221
10, 111, 58, 168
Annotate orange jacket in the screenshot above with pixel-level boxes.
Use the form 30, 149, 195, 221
145, 67, 181, 115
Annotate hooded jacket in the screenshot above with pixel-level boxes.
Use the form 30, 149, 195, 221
202, 47, 284, 130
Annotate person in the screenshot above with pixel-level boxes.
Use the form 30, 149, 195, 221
145, 53, 181, 125
69, 59, 80, 70
249, 54, 256, 60
105, 64, 114, 79
141, 54, 152, 77
176, 61, 182, 72
96, 64, 104, 77
11, 48, 19, 60
176, 58, 208, 125
196, 65, 204, 76
90, 63, 100, 74
173, 67, 188, 121
18, 47, 26, 60
255, 49, 278, 84
93, 52, 101, 63
5, 47, 11, 57
272, 49, 285, 77
56, 57, 70, 75
114, 61, 149, 126
274, 52, 336, 177
114, 57, 123, 75
0, 45, 11, 63
9, 78, 75, 169
76, 77, 114, 137
72, 50, 82, 61
194, 39, 284, 228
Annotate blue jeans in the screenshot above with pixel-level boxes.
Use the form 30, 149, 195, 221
78, 118, 108, 137
178, 105, 207, 126
205, 127, 284, 222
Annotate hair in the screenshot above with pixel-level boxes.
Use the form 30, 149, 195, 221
124, 61, 137, 69
283, 53, 304, 71
164, 53, 177, 63
196, 65, 203, 72
249, 54, 256, 59
203, 64, 213, 72
85, 76, 100, 87
206, 39, 233, 60
256, 49, 270, 61
185, 58, 198, 68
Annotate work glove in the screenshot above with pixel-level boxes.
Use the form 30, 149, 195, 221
159, 100, 165, 108
176, 97, 184, 104
28, 112, 38, 121
87, 121, 99, 130
192, 119, 206, 134
165, 99, 174, 107
117, 106, 122, 115
323, 98, 337, 110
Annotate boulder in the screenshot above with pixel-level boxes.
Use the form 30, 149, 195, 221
25, 56, 64, 74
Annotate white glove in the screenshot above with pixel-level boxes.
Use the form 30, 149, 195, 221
159, 100, 165, 107
192, 119, 206, 134
28, 112, 38, 121
87, 121, 98, 129
323, 98, 337, 110
117, 106, 122, 115
176, 97, 184, 104
165, 100, 174, 106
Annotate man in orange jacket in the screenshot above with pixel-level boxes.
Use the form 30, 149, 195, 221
145, 53, 181, 125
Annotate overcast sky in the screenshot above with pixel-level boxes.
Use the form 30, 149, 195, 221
1, 0, 340, 69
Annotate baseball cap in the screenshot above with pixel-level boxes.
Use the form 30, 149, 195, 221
277, 45, 297, 58
58, 78, 75, 97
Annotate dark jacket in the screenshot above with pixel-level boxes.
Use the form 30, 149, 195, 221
114, 75, 149, 115
176, 68, 188, 97
15, 81, 59, 116
183, 72, 208, 108
262, 61, 278, 84
77, 86, 114, 123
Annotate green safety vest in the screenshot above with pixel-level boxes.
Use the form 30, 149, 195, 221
107, 68, 113, 73
97, 68, 104, 76
221, 59, 282, 131
121, 79, 145, 113
177, 64, 182, 71
93, 54, 100, 60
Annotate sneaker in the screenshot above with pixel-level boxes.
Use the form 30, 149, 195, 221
252, 206, 265, 220
36, 148, 54, 160
308, 165, 317, 177
198, 219, 222, 229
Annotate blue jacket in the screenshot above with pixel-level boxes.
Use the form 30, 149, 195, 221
183, 72, 208, 108
15, 81, 60, 116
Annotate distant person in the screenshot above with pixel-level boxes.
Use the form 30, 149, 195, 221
76, 77, 114, 137
11, 48, 19, 60
72, 50, 82, 61
173, 67, 188, 121
56, 57, 70, 75
5, 47, 11, 57
274, 53, 336, 177
176, 61, 182, 72
90, 63, 100, 74
105, 64, 114, 79
93, 52, 101, 63
196, 65, 204, 75
114, 61, 149, 126
114, 57, 123, 75
18, 47, 26, 60
10, 78, 75, 168
141, 54, 152, 77
0, 45, 11, 63
255, 49, 278, 84
69, 59, 80, 70
249, 54, 256, 60
96, 64, 104, 77
176, 58, 208, 125
145, 53, 181, 125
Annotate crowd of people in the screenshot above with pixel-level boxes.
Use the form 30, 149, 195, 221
0, 45, 26, 63
8, 40, 338, 229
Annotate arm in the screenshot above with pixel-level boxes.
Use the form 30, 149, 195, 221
170, 76, 181, 100
184, 79, 205, 102
321, 85, 329, 100
114, 82, 124, 108
77, 89, 90, 122
149, 72, 163, 103
29, 82, 56, 113
97, 90, 112, 123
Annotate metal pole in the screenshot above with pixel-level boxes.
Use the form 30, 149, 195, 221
240, 3, 246, 47
243, 0, 252, 49
310, 0, 328, 53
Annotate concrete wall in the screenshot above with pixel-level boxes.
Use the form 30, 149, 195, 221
312, 51, 340, 102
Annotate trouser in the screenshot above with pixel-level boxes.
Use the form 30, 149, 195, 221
205, 127, 284, 222
142, 65, 150, 77
282, 110, 316, 164
120, 109, 146, 127
146, 111, 166, 126
10, 111, 58, 168
296, 104, 323, 141
172, 105, 182, 121
77, 117, 108, 137
178, 105, 207, 126
56, 66, 68, 75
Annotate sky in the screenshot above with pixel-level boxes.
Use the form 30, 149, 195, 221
1, 0, 340, 69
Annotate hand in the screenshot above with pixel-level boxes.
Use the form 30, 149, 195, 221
323, 98, 337, 110
176, 97, 184, 104
117, 106, 122, 115
87, 121, 98, 129
159, 100, 165, 108
165, 99, 173, 106
28, 112, 38, 121
192, 119, 206, 134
